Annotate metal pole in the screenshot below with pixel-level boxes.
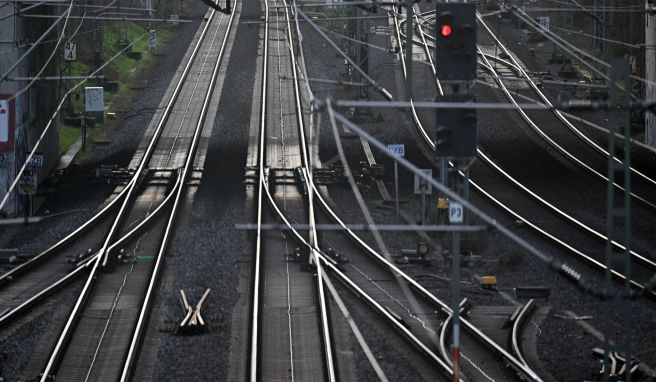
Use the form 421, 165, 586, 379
439, 158, 447, 224
405, 0, 413, 101
395, 161, 399, 217
451, 161, 466, 382
603, 58, 632, 382
451, 226, 461, 382
82, 116, 87, 152
646, 0, 656, 146
23, 194, 28, 225
421, 191, 426, 225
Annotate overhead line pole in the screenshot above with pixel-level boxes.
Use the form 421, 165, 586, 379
646, 0, 655, 146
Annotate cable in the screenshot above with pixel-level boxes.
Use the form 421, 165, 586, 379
547, 23, 644, 50
0, 4, 71, 83
0, 30, 150, 213
296, 7, 393, 100
6, 0, 75, 103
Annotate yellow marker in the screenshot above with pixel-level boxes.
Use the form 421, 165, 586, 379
437, 197, 448, 210
480, 276, 497, 290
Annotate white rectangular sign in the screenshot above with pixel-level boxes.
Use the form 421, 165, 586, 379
85, 87, 104, 112
149, 29, 157, 49
449, 201, 464, 224
537, 16, 550, 31
64, 41, 77, 61
413, 169, 432, 195
387, 144, 405, 157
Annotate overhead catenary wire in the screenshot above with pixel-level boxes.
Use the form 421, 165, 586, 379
547, 23, 644, 50
295, 7, 393, 100
509, 6, 656, 88
7, 0, 75, 103
0, 5, 71, 83
322, 102, 656, 299
316, 24, 388, 52
0, 30, 150, 213
0, 1, 45, 22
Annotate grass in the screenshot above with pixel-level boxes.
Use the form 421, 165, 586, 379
59, 123, 80, 156
59, 21, 174, 159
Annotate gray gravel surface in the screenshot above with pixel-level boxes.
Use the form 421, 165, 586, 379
0, 3, 211, 379
131, 0, 260, 379
303, 6, 656, 382
3, 2, 655, 381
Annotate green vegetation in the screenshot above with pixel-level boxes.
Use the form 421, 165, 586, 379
60, 21, 174, 159
59, 123, 80, 156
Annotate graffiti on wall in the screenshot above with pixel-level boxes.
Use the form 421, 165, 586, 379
0, 95, 17, 215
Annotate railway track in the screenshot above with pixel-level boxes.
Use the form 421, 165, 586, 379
394, 7, 656, 300
248, 0, 334, 379
253, 3, 548, 380
0, 6, 238, 381
411, 10, 656, 212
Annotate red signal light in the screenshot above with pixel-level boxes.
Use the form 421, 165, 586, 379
441, 24, 453, 37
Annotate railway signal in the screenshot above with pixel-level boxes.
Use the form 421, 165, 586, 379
434, 3, 477, 82
434, 95, 477, 158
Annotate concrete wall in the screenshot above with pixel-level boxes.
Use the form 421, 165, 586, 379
0, 4, 60, 216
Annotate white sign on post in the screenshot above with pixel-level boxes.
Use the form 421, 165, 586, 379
387, 144, 405, 157
149, 29, 157, 49
64, 41, 77, 61
0, 100, 8, 143
413, 169, 432, 195
449, 201, 464, 224
85, 87, 104, 112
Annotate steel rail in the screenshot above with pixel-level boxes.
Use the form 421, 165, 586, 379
475, 12, 656, 192
474, 55, 656, 294
120, 5, 237, 378
317, 254, 456, 380
38, 7, 224, 380
320, 269, 390, 382
407, 10, 655, 298
261, 178, 456, 379
418, 10, 656, 159
310, 173, 543, 381
387, 12, 544, 380
0, 184, 129, 287
280, 0, 336, 377
249, 0, 269, 376
96, 0, 227, 270
476, 148, 656, 272
511, 299, 536, 368
438, 301, 468, 369
475, 79, 656, 155
416, 11, 656, 208
439, 313, 453, 367
329, 104, 558, 379
0, 171, 183, 327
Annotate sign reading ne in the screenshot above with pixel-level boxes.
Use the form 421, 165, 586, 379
448, 201, 464, 224
64, 41, 77, 61
19, 169, 37, 195
387, 144, 405, 157
85, 87, 104, 112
